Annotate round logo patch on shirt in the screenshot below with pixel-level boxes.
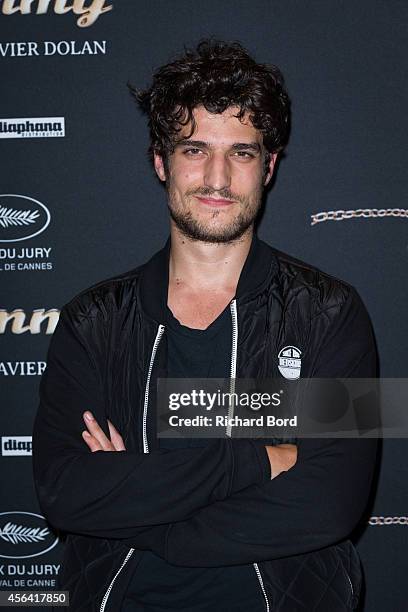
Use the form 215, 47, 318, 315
278, 346, 302, 379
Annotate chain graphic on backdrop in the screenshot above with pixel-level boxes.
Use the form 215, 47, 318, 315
369, 516, 408, 526
311, 208, 408, 225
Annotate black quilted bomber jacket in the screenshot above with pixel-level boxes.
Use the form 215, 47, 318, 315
33, 235, 378, 611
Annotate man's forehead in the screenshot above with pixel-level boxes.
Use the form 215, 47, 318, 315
177, 105, 262, 144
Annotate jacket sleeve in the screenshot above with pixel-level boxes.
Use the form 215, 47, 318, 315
32, 302, 271, 538
128, 286, 379, 566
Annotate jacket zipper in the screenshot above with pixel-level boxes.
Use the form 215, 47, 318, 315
99, 324, 165, 612
253, 562, 270, 612
99, 548, 135, 612
142, 324, 166, 454
225, 299, 238, 438
226, 299, 270, 612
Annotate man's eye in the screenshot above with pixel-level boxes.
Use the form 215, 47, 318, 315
183, 148, 203, 156
234, 151, 254, 158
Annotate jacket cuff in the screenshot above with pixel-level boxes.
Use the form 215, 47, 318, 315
228, 440, 271, 494
125, 524, 169, 560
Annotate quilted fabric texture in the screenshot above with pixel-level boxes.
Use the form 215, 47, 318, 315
260, 540, 361, 610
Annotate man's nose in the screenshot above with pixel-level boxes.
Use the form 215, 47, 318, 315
203, 152, 231, 191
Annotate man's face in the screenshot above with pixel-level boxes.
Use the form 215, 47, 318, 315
154, 105, 277, 243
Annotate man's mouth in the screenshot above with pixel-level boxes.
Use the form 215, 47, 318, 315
195, 195, 236, 207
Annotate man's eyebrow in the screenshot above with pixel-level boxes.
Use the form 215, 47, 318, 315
230, 142, 261, 152
174, 139, 208, 148
175, 139, 261, 152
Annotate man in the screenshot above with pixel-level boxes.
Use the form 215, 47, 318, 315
33, 40, 378, 611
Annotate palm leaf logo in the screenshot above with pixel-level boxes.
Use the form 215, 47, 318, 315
0, 206, 40, 229
0, 522, 49, 544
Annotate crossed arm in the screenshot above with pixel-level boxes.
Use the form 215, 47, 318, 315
33, 287, 378, 566
79, 411, 377, 567
81, 410, 298, 480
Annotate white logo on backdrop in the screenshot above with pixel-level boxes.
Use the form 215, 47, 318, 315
0, 195, 50, 243
0, 117, 65, 139
0, 40, 107, 57
0, 512, 59, 559
2, 437, 32, 456
0, 362, 46, 376
0, 309, 60, 335
1, 0, 113, 28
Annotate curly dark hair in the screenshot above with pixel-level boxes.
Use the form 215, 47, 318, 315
130, 39, 291, 170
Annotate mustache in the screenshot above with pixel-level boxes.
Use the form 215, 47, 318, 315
185, 187, 243, 202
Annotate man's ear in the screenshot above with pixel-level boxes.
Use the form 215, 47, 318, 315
153, 151, 167, 182
264, 152, 278, 186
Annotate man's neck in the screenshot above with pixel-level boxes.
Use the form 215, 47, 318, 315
168, 226, 253, 295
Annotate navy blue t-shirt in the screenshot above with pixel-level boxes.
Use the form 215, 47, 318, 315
122, 305, 266, 611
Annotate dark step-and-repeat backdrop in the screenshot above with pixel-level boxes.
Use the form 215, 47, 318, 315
1, 2, 407, 610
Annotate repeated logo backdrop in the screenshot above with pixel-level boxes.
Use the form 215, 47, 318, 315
1, 1, 407, 610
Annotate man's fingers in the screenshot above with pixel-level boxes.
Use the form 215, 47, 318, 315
83, 411, 114, 450
265, 444, 298, 479
82, 431, 103, 453
81, 412, 125, 452
108, 420, 126, 451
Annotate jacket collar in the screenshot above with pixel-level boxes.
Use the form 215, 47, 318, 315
138, 233, 277, 323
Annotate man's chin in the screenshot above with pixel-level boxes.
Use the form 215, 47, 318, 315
175, 223, 252, 244
168, 205, 256, 243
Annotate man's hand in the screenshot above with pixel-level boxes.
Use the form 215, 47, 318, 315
265, 444, 298, 479
82, 411, 126, 452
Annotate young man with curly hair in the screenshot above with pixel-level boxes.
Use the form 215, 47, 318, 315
33, 40, 378, 611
